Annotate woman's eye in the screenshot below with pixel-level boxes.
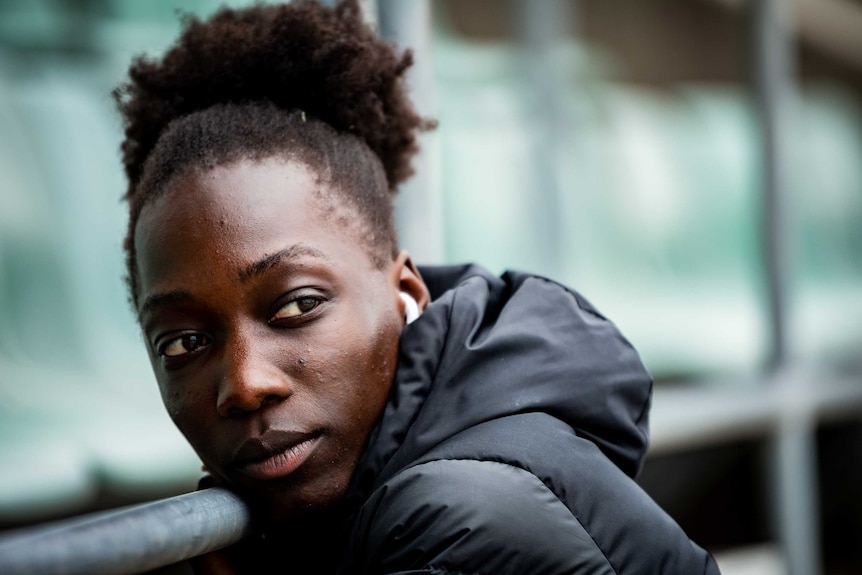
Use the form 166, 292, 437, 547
160, 333, 209, 357
271, 296, 321, 321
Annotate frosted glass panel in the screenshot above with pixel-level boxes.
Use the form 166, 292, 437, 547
434, 36, 769, 377
790, 87, 862, 363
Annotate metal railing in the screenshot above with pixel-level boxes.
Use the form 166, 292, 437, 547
0, 488, 251, 575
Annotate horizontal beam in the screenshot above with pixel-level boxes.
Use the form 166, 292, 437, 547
0, 488, 251, 575
648, 367, 862, 455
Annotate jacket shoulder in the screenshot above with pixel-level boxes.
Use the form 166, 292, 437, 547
347, 458, 615, 575
345, 416, 721, 575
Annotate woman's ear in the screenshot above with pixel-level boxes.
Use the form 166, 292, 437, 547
391, 250, 431, 317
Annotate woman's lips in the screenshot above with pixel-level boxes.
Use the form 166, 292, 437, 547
232, 429, 322, 481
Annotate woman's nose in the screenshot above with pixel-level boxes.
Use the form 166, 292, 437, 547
216, 338, 292, 417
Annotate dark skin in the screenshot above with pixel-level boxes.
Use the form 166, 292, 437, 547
134, 157, 430, 534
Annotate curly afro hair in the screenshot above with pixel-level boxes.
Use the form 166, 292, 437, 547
114, 0, 434, 308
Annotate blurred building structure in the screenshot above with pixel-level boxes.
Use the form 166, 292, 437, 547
0, 1, 861, 574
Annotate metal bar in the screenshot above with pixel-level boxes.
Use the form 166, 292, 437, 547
752, 2, 821, 572
770, 390, 821, 575
513, 0, 571, 278
0, 488, 252, 575
359, 0, 379, 30
752, 0, 793, 369
318, 0, 378, 27
648, 368, 862, 455
377, 0, 442, 264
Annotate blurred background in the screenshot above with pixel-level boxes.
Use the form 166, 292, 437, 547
0, 0, 860, 573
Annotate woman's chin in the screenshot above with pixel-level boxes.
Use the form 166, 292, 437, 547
244, 479, 349, 524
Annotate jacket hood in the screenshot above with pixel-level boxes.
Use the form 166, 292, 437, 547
346, 264, 653, 507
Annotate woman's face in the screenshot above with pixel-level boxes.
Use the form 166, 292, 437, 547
134, 157, 413, 519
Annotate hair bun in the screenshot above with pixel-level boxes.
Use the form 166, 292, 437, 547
114, 0, 434, 196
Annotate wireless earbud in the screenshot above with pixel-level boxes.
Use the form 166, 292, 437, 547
400, 292, 420, 325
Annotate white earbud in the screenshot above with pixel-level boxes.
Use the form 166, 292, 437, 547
400, 292, 420, 325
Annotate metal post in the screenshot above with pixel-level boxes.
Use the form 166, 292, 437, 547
318, 0, 378, 27
753, 0, 793, 369
752, 0, 820, 573
359, 0, 378, 29
0, 488, 251, 575
770, 387, 821, 575
513, 0, 571, 278
377, 0, 442, 264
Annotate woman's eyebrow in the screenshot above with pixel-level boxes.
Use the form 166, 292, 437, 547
240, 243, 326, 282
138, 289, 194, 325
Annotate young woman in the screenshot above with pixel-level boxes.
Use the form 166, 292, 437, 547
115, 1, 720, 573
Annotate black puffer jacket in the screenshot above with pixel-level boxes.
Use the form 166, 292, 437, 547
333, 264, 720, 574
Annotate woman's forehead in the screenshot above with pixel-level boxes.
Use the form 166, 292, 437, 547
133, 157, 370, 297
137, 158, 323, 240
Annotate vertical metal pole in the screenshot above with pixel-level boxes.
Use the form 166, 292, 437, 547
771, 395, 821, 575
513, 0, 570, 278
318, 0, 378, 29
359, 0, 378, 30
377, 0, 442, 264
753, 0, 792, 369
752, 1, 820, 574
